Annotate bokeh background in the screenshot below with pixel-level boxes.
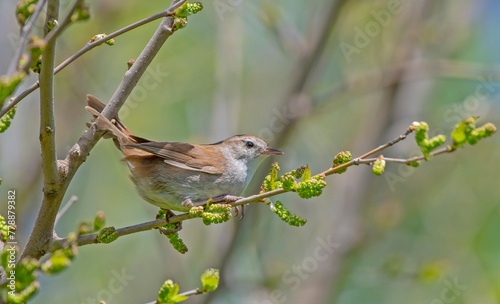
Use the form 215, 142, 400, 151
1, 0, 500, 303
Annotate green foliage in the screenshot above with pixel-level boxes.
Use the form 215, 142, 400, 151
200, 268, 219, 292
28, 35, 46, 73
0, 214, 10, 242
1, 72, 25, 106
156, 268, 219, 303
172, 2, 204, 31
173, 2, 204, 18
96, 226, 118, 243
372, 157, 386, 176
196, 204, 232, 225
296, 175, 327, 199
71, 1, 91, 23
261, 162, 282, 192
15, 0, 37, 26
411, 121, 447, 159
7, 281, 40, 304
77, 211, 106, 235
261, 163, 327, 199
157, 280, 188, 304
270, 201, 307, 227
451, 117, 496, 147
0, 106, 17, 133
163, 223, 188, 254
40, 244, 78, 274
0, 228, 79, 302
189, 204, 233, 225
333, 151, 352, 173
93, 211, 106, 231
2, 253, 40, 303
47, 18, 58, 32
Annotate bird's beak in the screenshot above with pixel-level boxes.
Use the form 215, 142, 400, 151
263, 147, 284, 155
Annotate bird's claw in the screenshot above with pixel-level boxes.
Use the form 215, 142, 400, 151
156, 209, 182, 235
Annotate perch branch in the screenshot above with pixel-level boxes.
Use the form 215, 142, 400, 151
52, 124, 460, 249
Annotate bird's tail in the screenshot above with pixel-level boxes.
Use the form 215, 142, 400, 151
85, 95, 135, 148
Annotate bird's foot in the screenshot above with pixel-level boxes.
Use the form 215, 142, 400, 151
156, 208, 182, 235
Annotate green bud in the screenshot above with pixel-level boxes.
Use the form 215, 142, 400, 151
47, 18, 58, 31
189, 206, 204, 217
41, 250, 72, 274
372, 158, 386, 176
0, 214, 10, 242
451, 116, 477, 148
70, 2, 91, 23
270, 201, 307, 227
261, 162, 281, 192
280, 173, 297, 191
157, 280, 188, 304
333, 151, 352, 173
200, 268, 219, 292
13, 257, 39, 292
93, 211, 106, 231
1, 72, 25, 106
296, 176, 326, 199
167, 233, 188, 254
15, 0, 37, 26
174, 2, 204, 18
468, 122, 497, 145
302, 166, 311, 181
89, 33, 115, 46
78, 221, 92, 235
96, 226, 118, 244
7, 281, 40, 304
411, 121, 446, 159
172, 17, 188, 31
407, 161, 420, 168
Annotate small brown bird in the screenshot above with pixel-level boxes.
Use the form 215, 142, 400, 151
86, 95, 283, 212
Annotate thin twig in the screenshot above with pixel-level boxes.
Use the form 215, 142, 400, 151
7, 0, 48, 75
55, 195, 79, 226
144, 288, 204, 304
0, 2, 185, 117
44, 0, 83, 44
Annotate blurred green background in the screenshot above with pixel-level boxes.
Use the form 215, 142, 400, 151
1, 0, 500, 303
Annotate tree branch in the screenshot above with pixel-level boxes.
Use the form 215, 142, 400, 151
0, 2, 185, 117
21, 0, 186, 260
23, 0, 61, 261
51, 123, 464, 249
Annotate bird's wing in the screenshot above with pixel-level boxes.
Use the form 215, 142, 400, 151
123, 141, 224, 175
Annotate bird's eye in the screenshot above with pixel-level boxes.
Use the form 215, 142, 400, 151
245, 141, 254, 148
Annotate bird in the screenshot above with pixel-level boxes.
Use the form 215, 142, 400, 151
85, 95, 283, 212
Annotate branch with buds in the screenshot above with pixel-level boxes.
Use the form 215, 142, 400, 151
45, 116, 496, 254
